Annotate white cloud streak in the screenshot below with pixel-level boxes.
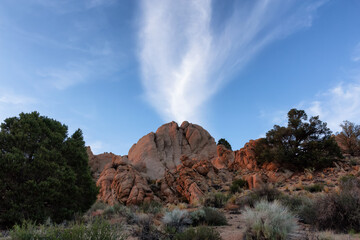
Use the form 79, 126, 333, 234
138, 0, 326, 123
306, 82, 360, 133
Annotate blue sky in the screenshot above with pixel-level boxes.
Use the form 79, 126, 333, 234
0, 0, 360, 154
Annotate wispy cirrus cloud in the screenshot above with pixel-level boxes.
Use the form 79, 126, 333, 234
266, 43, 360, 133
138, 0, 326, 123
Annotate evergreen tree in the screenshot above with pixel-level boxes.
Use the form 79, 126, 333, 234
217, 138, 232, 150
255, 109, 343, 170
0, 112, 98, 228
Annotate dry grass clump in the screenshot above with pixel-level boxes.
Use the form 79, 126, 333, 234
242, 200, 299, 240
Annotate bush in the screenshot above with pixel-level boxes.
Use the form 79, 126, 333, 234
279, 195, 316, 224
335, 121, 360, 156
189, 209, 205, 226
203, 207, 227, 226
304, 183, 324, 193
238, 184, 282, 207
174, 226, 221, 240
162, 209, 192, 232
230, 178, 248, 194
217, 138, 232, 150
140, 201, 163, 214
255, 108, 343, 171
10, 218, 125, 240
203, 192, 229, 208
0, 112, 98, 227
242, 200, 299, 240
135, 214, 165, 240
315, 177, 360, 232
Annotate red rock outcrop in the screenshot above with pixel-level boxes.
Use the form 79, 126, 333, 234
160, 155, 233, 204
97, 157, 157, 205
212, 145, 234, 169
87, 147, 127, 180
128, 121, 217, 180
229, 139, 260, 171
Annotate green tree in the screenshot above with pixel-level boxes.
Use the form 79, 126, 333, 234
255, 109, 342, 170
217, 138, 232, 150
335, 120, 360, 156
0, 112, 98, 228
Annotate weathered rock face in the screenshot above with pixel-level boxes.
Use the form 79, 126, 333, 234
229, 139, 260, 171
128, 121, 217, 180
96, 157, 157, 205
212, 145, 235, 169
159, 155, 233, 204
87, 147, 125, 180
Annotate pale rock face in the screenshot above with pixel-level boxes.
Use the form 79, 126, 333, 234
128, 121, 217, 179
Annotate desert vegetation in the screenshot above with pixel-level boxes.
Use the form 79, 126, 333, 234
255, 108, 343, 170
1, 111, 360, 240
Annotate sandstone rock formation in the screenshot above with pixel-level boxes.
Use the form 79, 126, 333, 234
91, 122, 300, 205
229, 139, 260, 171
212, 144, 234, 169
87, 147, 122, 179
128, 121, 217, 180
159, 155, 233, 204
97, 156, 157, 205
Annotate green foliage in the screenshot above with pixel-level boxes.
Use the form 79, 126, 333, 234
174, 226, 221, 240
255, 108, 343, 170
279, 195, 316, 224
315, 177, 360, 232
10, 218, 125, 240
242, 200, 299, 240
238, 184, 282, 207
202, 207, 227, 226
0, 112, 98, 227
304, 183, 324, 193
140, 201, 163, 214
217, 138, 232, 150
162, 209, 192, 232
203, 192, 229, 208
189, 209, 205, 226
230, 178, 248, 193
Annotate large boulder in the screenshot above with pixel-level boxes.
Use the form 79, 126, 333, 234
229, 139, 260, 171
212, 144, 235, 169
97, 157, 158, 205
160, 155, 233, 204
87, 147, 125, 180
128, 121, 217, 180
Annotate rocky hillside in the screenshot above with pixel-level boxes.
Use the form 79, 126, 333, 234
88, 121, 358, 207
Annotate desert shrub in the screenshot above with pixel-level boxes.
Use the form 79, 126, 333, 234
335, 121, 360, 156
238, 184, 282, 207
89, 201, 108, 213
189, 209, 206, 226
10, 218, 125, 240
339, 175, 360, 190
315, 178, 360, 232
140, 201, 163, 214
135, 214, 165, 240
217, 138, 232, 150
0, 112, 98, 227
162, 209, 192, 233
304, 183, 324, 193
203, 207, 227, 226
174, 226, 221, 240
230, 178, 248, 193
255, 109, 343, 171
279, 195, 316, 224
203, 192, 229, 208
242, 200, 299, 240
